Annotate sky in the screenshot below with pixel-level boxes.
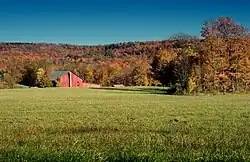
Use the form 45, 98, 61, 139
0, 0, 249, 45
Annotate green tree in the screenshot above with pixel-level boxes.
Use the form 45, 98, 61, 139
151, 49, 177, 86
20, 63, 38, 87
84, 65, 94, 82
35, 68, 52, 88
96, 66, 110, 86
0, 70, 4, 81
20, 63, 52, 88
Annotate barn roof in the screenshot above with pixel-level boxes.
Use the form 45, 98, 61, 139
50, 70, 70, 81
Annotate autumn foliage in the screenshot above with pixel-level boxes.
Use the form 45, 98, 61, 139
0, 16, 249, 94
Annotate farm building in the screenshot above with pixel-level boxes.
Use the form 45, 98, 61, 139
50, 70, 84, 87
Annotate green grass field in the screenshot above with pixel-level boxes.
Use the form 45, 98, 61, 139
0, 87, 250, 161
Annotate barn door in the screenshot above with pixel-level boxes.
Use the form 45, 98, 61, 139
68, 72, 72, 87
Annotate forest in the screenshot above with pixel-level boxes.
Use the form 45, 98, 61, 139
0, 16, 250, 94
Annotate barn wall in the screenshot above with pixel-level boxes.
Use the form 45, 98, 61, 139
58, 72, 84, 87
59, 73, 70, 87
71, 72, 83, 87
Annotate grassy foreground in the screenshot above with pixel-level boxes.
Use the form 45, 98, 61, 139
0, 87, 250, 161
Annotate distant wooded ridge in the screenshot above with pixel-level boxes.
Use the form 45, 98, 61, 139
0, 16, 250, 94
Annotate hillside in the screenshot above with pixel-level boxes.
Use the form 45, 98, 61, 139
1, 16, 249, 93
0, 40, 173, 68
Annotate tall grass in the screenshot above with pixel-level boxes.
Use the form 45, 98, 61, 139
0, 87, 250, 161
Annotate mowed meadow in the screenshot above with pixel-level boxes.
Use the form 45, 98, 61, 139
0, 87, 250, 161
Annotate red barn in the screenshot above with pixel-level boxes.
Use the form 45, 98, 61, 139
50, 70, 84, 87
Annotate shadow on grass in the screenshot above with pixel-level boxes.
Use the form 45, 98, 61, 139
89, 87, 169, 95
48, 120, 188, 135
49, 126, 172, 135
0, 149, 156, 162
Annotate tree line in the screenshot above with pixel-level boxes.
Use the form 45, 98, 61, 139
152, 17, 250, 94
0, 16, 249, 94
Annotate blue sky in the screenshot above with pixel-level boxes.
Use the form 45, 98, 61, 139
0, 0, 249, 45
